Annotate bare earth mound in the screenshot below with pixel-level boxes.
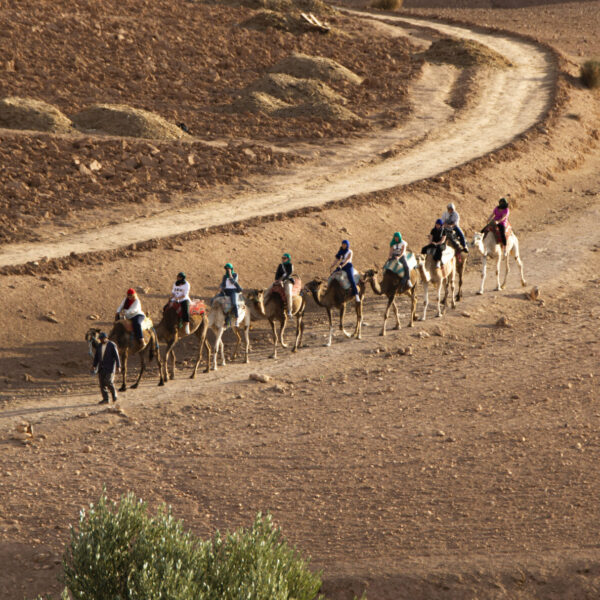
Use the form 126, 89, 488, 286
249, 72, 347, 105
232, 91, 291, 114
235, 0, 332, 15
72, 104, 186, 141
276, 100, 360, 121
241, 9, 305, 31
423, 37, 513, 68
270, 52, 364, 85
0, 97, 73, 133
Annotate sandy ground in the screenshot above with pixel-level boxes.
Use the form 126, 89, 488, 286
1, 2, 600, 600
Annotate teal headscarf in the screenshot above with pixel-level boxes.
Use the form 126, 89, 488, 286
224, 262, 236, 276
390, 232, 402, 246
282, 253, 291, 262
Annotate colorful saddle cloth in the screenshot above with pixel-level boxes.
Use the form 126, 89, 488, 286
266, 278, 302, 307
483, 221, 512, 244
164, 299, 206, 318
328, 268, 359, 291
384, 252, 417, 277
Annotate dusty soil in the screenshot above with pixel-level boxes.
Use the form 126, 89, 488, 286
1, 2, 600, 600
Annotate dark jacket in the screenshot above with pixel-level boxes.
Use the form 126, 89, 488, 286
93, 340, 121, 373
220, 273, 242, 292
275, 262, 293, 281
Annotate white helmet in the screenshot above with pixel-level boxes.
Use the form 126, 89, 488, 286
447, 203, 455, 210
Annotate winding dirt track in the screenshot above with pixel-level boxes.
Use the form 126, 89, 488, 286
0, 12, 554, 268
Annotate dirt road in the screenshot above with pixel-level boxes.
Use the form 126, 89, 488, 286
0, 12, 554, 268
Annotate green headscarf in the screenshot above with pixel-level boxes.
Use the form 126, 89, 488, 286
282, 253, 291, 262
390, 232, 402, 246
224, 262, 236, 276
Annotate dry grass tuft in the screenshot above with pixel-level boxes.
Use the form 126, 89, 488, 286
372, 0, 403, 10
580, 60, 600, 89
0, 97, 73, 133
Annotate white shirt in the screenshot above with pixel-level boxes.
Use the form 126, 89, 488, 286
224, 278, 237, 290
100, 342, 107, 361
171, 281, 190, 302
338, 248, 353, 265
442, 210, 460, 226
390, 240, 407, 257
116, 297, 144, 319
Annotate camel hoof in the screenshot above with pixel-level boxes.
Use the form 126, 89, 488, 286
119, 386, 126, 392
324, 342, 332, 347
131, 383, 139, 389
408, 322, 414, 328
269, 354, 276, 359
477, 290, 484, 295
158, 381, 165, 387
379, 331, 385, 337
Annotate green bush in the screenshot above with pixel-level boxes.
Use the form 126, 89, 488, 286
371, 0, 403, 10
62, 492, 322, 600
581, 59, 600, 89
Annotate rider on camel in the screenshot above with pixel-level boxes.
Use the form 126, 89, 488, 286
115, 288, 146, 350
484, 197, 510, 255
274, 252, 294, 318
388, 232, 412, 289
330, 239, 360, 303
441, 203, 468, 252
421, 219, 447, 269
170, 272, 191, 335
220, 263, 243, 321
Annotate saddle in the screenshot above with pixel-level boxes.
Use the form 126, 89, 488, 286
329, 268, 359, 291
266, 277, 302, 308
483, 221, 512, 244
122, 316, 153, 333
426, 245, 455, 266
212, 294, 246, 326
384, 252, 417, 278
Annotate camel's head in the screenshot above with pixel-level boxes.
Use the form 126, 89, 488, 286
363, 268, 378, 281
85, 327, 102, 356
245, 288, 265, 308
471, 232, 484, 253
304, 278, 324, 294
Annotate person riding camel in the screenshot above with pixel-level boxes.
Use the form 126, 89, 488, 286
441, 203, 468, 252
421, 219, 447, 269
275, 252, 294, 318
485, 197, 510, 256
115, 288, 146, 350
330, 239, 360, 303
170, 272, 191, 335
388, 232, 412, 289
219, 263, 243, 322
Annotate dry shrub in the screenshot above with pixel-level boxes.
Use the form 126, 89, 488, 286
580, 60, 600, 89
371, 0, 403, 10
270, 53, 363, 85
249, 73, 346, 105
231, 91, 291, 114
241, 9, 304, 31
73, 104, 186, 141
424, 37, 512, 69
0, 97, 73, 133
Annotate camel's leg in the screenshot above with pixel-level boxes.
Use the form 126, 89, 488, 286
421, 281, 429, 320
380, 296, 394, 336
231, 330, 241, 361
131, 351, 145, 389
244, 327, 250, 363
154, 336, 165, 387
409, 286, 417, 327
436, 281, 443, 317
393, 296, 401, 330
478, 255, 487, 295
355, 299, 363, 340
340, 303, 351, 338
456, 261, 464, 302
500, 245, 511, 290
191, 324, 209, 379
213, 328, 224, 371
164, 339, 177, 380
293, 314, 303, 352
119, 350, 128, 391
513, 240, 526, 287
325, 308, 334, 347
450, 271, 457, 309
203, 336, 212, 374
495, 252, 503, 291
269, 319, 278, 359
442, 277, 449, 307
279, 315, 289, 348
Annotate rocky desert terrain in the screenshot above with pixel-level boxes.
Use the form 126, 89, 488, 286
0, 0, 599, 598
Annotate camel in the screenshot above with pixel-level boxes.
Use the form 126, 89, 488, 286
416, 249, 457, 320
207, 292, 260, 370
85, 322, 165, 391
363, 265, 418, 335
154, 302, 211, 380
443, 228, 468, 302
246, 284, 306, 358
305, 275, 365, 346
472, 227, 526, 294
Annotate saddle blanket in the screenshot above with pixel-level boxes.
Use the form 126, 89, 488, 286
189, 299, 206, 316
484, 221, 512, 244
266, 278, 302, 306
212, 295, 246, 326
384, 252, 417, 277
427, 246, 455, 266
123, 316, 153, 333
329, 268, 359, 291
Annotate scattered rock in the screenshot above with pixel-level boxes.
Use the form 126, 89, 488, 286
42, 314, 59, 324
250, 373, 272, 383
431, 325, 444, 337
460, 311, 471, 318
87, 314, 100, 321
417, 331, 430, 339
89, 159, 102, 172
495, 315, 511, 328
82, 445, 92, 453
397, 346, 413, 356
526, 286, 541, 301
435, 430, 446, 437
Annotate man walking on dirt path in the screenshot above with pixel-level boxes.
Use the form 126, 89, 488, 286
91, 332, 121, 404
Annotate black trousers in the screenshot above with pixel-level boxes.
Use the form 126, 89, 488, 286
130, 314, 145, 340
178, 299, 190, 323
98, 369, 117, 402
421, 243, 445, 262
497, 223, 507, 246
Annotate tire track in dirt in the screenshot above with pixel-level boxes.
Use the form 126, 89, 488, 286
0, 12, 555, 268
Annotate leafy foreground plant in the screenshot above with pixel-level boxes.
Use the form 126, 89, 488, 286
581, 59, 600, 89
61, 491, 323, 600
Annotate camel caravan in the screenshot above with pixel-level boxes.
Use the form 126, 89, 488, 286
87, 199, 526, 401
